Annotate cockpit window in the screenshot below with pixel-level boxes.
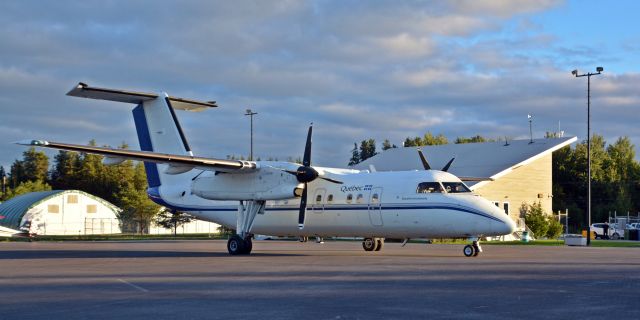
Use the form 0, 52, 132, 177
441, 182, 471, 193
416, 182, 443, 193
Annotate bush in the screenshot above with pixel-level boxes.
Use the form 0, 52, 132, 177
521, 202, 548, 238
546, 217, 563, 239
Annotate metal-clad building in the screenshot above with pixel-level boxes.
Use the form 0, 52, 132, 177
0, 190, 121, 235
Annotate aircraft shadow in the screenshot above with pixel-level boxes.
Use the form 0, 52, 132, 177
0, 250, 301, 260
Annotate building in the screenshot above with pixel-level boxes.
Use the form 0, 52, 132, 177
0, 190, 121, 235
354, 137, 577, 225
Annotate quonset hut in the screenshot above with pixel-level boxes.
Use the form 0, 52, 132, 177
0, 190, 121, 235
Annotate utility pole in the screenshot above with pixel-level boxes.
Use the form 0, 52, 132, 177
528, 114, 533, 144
572, 67, 603, 246
244, 109, 258, 161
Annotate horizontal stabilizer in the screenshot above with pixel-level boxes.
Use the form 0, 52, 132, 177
67, 82, 217, 111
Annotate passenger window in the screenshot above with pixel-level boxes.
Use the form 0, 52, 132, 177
416, 182, 443, 193
315, 194, 322, 204
371, 193, 379, 203
327, 194, 334, 203
346, 194, 353, 204
356, 194, 364, 203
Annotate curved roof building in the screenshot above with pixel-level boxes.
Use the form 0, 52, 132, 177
0, 190, 121, 235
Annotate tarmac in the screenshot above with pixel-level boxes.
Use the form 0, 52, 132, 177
1, 240, 639, 319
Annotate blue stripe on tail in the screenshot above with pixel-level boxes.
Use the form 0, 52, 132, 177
132, 104, 161, 188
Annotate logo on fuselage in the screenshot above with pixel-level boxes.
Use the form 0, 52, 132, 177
340, 184, 373, 193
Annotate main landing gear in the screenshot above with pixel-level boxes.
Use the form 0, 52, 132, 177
362, 237, 384, 252
463, 240, 482, 257
227, 235, 253, 255
227, 200, 265, 255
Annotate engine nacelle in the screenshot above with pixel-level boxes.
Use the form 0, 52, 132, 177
191, 168, 301, 201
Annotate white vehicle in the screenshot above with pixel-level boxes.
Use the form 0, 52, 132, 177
629, 223, 640, 230
18, 83, 516, 257
591, 223, 624, 240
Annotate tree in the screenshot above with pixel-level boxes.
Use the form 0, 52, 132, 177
403, 132, 448, 147
455, 135, 489, 144
155, 208, 194, 236
348, 143, 360, 166
9, 159, 25, 189
50, 151, 81, 190
546, 217, 563, 239
521, 202, 549, 238
5, 180, 52, 199
21, 148, 49, 182
382, 139, 397, 150
359, 139, 377, 162
0, 166, 6, 197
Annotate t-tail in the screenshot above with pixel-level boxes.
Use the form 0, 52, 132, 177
66, 83, 217, 190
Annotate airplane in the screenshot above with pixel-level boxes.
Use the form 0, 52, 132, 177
17, 82, 517, 257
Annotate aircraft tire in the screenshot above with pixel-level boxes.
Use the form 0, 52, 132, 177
227, 235, 246, 255
374, 238, 384, 251
362, 238, 377, 251
243, 237, 253, 254
299, 236, 309, 242
463, 245, 475, 257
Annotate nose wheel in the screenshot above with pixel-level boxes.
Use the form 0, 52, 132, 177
463, 240, 482, 257
362, 237, 384, 251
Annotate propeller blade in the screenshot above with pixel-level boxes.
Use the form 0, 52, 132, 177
319, 176, 343, 184
442, 157, 455, 172
303, 124, 313, 167
417, 149, 431, 170
298, 183, 308, 229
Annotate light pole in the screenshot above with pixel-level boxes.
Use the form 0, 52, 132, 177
528, 114, 533, 144
572, 66, 603, 246
244, 109, 258, 161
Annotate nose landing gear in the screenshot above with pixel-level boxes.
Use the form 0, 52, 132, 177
463, 240, 482, 257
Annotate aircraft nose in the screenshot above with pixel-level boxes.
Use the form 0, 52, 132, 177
494, 215, 517, 235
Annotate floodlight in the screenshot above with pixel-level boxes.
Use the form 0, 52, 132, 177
596, 66, 603, 72
571, 70, 578, 76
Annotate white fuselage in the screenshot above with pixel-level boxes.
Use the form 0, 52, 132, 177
148, 163, 516, 239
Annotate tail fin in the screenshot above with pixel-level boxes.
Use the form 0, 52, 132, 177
67, 83, 216, 188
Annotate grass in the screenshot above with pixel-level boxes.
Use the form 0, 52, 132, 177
484, 239, 640, 248
1, 233, 229, 242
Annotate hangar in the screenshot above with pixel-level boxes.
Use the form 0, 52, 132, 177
0, 190, 121, 235
354, 137, 577, 229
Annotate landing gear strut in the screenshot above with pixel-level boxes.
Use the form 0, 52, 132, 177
463, 240, 482, 257
227, 200, 265, 255
362, 237, 384, 252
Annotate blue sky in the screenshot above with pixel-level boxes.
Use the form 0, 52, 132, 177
1, 0, 639, 171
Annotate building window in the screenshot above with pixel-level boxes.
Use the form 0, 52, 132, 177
48, 204, 59, 213
346, 194, 353, 204
327, 194, 334, 203
67, 195, 78, 204
356, 194, 364, 204
503, 202, 510, 215
87, 204, 97, 214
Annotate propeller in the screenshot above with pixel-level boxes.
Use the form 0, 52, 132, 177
285, 124, 342, 230
416, 149, 455, 172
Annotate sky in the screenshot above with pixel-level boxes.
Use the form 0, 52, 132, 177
1, 0, 639, 171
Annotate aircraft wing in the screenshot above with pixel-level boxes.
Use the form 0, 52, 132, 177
458, 176, 494, 182
16, 140, 257, 174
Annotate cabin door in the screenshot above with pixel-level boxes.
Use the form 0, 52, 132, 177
367, 187, 383, 226
312, 188, 326, 214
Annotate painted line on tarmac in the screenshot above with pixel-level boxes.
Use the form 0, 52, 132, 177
117, 278, 149, 293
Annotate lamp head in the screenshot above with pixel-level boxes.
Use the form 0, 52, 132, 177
596, 66, 603, 72
571, 69, 578, 76
246, 109, 252, 114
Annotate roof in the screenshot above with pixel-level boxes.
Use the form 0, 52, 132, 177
0, 190, 120, 229
353, 137, 577, 189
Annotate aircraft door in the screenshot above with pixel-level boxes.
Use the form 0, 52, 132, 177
368, 187, 383, 226
312, 188, 326, 214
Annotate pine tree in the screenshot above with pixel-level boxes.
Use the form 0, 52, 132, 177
348, 143, 360, 166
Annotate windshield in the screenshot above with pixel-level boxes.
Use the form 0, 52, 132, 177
416, 182, 444, 193
441, 182, 471, 193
